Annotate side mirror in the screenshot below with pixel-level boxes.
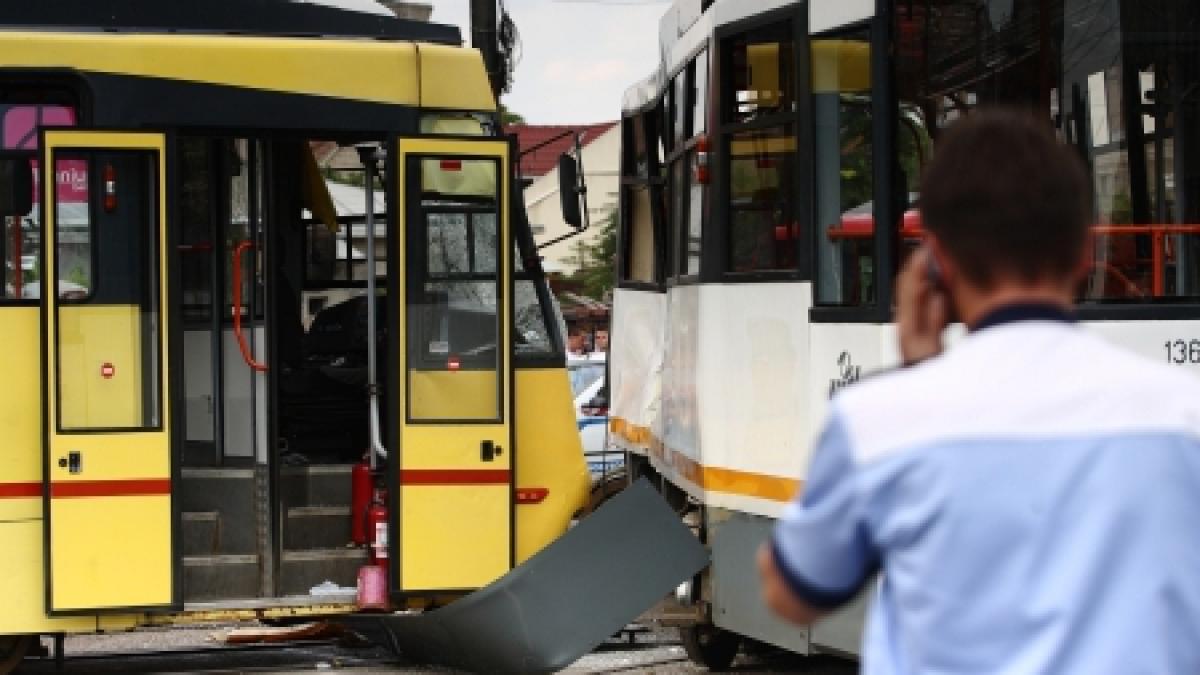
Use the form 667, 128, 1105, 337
558, 153, 583, 229
0, 157, 32, 217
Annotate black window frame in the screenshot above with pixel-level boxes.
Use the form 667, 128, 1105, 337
616, 106, 668, 291
402, 151, 506, 425
51, 145, 165, 434
0, 84, 86, 306
809, 3, 898, 324
712, 4, 812, 284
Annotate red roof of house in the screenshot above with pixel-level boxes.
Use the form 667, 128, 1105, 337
506, 122, 618, 178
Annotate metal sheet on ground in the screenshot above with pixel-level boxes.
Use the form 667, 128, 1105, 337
358, 478, 708, 674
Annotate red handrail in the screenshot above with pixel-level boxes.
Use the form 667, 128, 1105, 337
827, 215, 1200, 298
232, 240, 267, 373
11, 216, 21, 298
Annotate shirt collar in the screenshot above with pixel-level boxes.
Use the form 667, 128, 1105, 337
969, 302, 1075, 333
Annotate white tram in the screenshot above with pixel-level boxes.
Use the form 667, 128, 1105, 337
610, 0, 1200, 666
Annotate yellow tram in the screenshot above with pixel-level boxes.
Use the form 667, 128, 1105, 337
0, 2, 592, 667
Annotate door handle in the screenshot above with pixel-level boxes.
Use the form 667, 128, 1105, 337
57, 451, 82, 474
481, 440, 503, 462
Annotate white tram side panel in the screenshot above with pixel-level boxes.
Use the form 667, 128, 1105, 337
609, 287, 666, 459
692, 283, 814, 516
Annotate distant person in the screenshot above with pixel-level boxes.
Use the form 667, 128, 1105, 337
593, 328, 609, 353
758, 108, 1200, 673
566, 331, 586, 357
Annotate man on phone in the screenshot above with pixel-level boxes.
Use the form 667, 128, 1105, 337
758, 109, 1200, 673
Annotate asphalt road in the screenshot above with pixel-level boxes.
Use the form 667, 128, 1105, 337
12, 624, 857, 674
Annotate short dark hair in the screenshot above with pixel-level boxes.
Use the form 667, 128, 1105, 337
920, 108, 1092, 288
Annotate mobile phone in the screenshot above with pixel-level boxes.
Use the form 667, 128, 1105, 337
924, 253, 960, 323
926, 255, 946, 291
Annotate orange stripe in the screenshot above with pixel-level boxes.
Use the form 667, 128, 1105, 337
612, 417, 802, 503
399, 469, 511, 486
0, 482, 42, 499
50, 478, 171, 498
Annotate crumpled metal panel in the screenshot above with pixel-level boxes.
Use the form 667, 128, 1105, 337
350, 478, 707, 673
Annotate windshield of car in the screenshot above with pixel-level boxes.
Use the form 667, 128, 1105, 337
568, 363, 605, 398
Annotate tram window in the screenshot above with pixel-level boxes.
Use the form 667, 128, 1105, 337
622, 184, 657, 283
512, 245, 558, 358
514, 281, 553, 356
619, 111, 662, 285
725, 22, 796, 125
2, 104, 75, 151
673, 69, 689, 145
408, 155, 503, 422
685, 153, 704, 275
623, 114, 649, 179
812, 34, 874, 306
693, 48, 709, 136
669, 159, 687, 276
56, 150, 162, 431
719, 20, 801, 276
727, 125, 799, 272
0, 102, 78, 301
179, 138, 214, 322
225, 139, 265, 321
897, 0, 1200, 303
419, 112, 490, 136
2, 211, 35, 300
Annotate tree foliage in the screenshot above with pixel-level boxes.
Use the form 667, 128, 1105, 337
568, 206, 618, 300
500, 103, 526, 126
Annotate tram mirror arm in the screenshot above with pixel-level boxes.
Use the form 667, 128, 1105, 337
0, 157, 33, 217
539, 134, 592, 251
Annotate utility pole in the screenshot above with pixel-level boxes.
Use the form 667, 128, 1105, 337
470, 0, 504, 101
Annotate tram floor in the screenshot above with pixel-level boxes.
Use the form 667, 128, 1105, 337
13, 624, 857, 674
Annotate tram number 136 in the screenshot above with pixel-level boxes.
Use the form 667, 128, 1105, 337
1164, 339, 1200, 365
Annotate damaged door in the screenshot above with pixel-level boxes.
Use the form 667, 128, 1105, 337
396, 138, 513, 592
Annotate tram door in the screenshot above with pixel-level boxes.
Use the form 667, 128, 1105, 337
396, 138, 513, 592
40, 131, 176, 612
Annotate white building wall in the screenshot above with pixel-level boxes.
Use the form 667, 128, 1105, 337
524, 125, 621, 274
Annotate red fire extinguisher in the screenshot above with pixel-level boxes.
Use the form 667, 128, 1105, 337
350, 455, 372, 546
368, 488, 389, 570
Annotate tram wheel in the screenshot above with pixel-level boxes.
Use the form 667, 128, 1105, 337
680, 624, 741, 671
0, 635, 33, 675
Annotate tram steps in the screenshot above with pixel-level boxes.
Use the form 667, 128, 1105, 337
182, 554, 261, 602
179, 467, 259, 555
280, 464, 354, 508
180, 467, 263, 602
279, 548, 369, 596
279, 464, 364, 595
284, 505, 354, 549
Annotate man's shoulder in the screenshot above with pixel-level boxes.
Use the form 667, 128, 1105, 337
831, 326, 1200, 466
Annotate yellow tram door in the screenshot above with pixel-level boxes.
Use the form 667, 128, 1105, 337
395, 138, 514, 592
40, 131, 177, 613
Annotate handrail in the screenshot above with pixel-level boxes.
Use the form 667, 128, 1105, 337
232, 240, 267, 373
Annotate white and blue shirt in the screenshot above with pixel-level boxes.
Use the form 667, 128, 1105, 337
772, 306, 1200, 674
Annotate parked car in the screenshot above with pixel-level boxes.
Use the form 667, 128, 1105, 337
567, 353, 623, 486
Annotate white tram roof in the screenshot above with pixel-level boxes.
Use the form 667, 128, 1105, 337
621, 0, 873, 115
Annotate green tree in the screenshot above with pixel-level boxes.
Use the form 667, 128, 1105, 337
569, 207, 618, 300
500, 103, 525, 126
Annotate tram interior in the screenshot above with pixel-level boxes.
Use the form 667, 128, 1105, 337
177, 136, 391, 602
890, 0, 1200, 302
